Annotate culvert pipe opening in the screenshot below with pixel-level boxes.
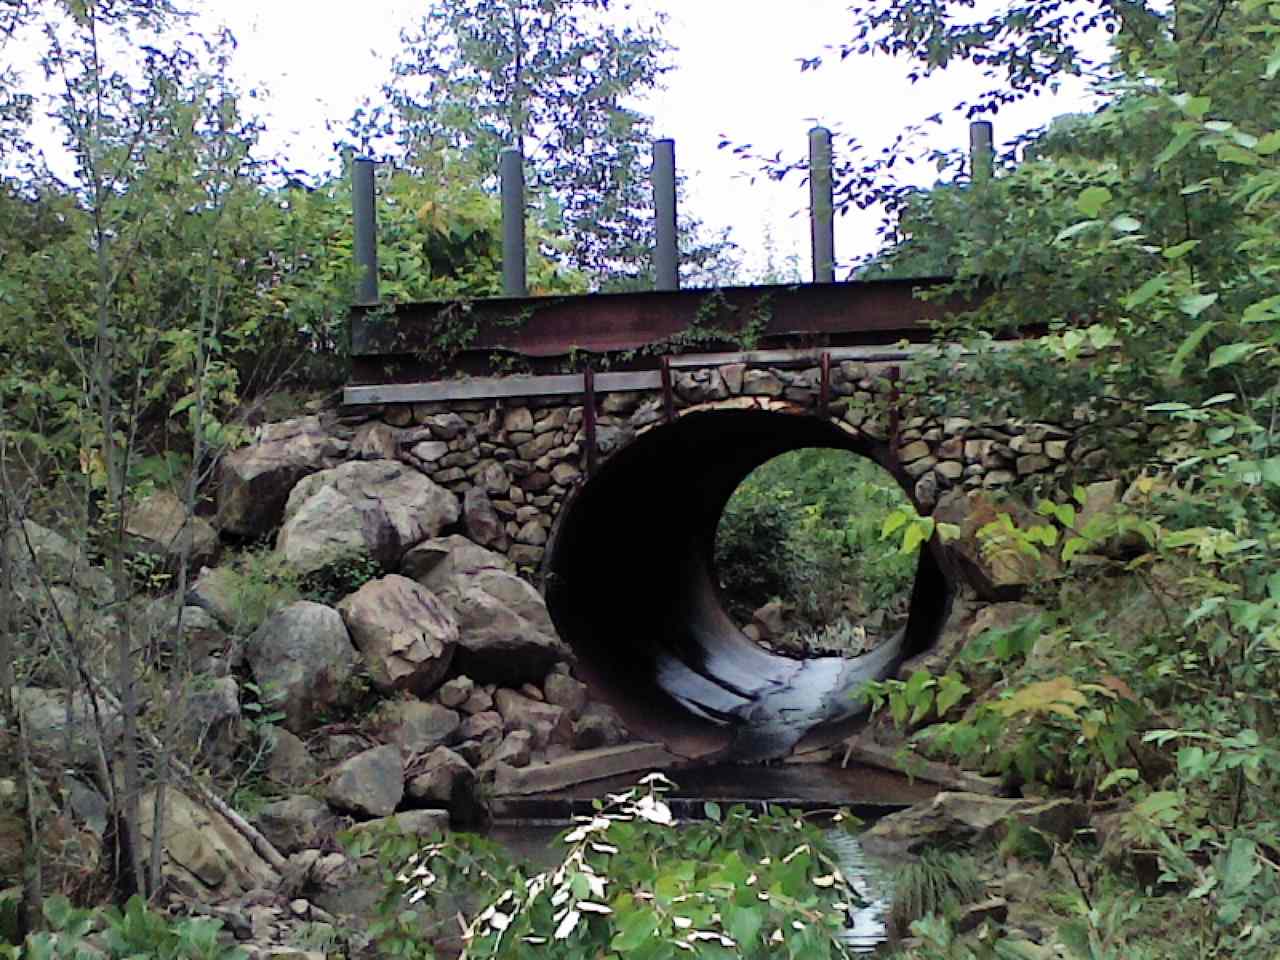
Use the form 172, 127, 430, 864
545, 409, 954, 762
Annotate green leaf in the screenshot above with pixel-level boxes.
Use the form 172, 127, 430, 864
1155, 127, 1198, 168
1220, 838, 1260, 899
703, 801, 722, 823
1208, 342, 1257, 369
1075, 186, 1113, 218
611, 910, 659, 952
1098, 768, 1139, 792
1164, 239, 1201, 259
1179, 292, 1219, 317
1110, 215, 1141, 233
881, 510, 908, 540
1184, 96, 1212, 119
935, 675, 970, 717
1169, 319, 1216, 379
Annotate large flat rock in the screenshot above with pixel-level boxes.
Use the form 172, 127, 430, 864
491, 743, 674, 796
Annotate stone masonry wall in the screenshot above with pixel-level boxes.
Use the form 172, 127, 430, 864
295, 358, 1103, 574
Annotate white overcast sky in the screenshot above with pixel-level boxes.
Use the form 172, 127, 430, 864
22, 0, 1101, 275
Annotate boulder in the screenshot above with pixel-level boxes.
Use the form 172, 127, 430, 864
493, 689, 570, 748
15, 686, 121, 769
406, 747, 482, 825
933, 491, 1063, 598
326, 744, 404, 818
751, 601, 786, 641
437, 676, 474, 709
126, 490, 220, 570
217, 416, 348, 536
573, 701, 629, 750
337, 576, 457, 696
479, 730, 533, 774
543, 673, 588, 719
463, 487, 507, 550
246, 602, 358, 733
448, 570, 570, 685
4, 520, 113, 602
255, 796, 334, 855
460, 710, 504, 745
400, 535, 511, 595
378, 700, 462, 755
351, 809, 450, 839
277, 461, 459, 577
138, 787, 278, 898
264, 727, 318, 787
184, 676, 241, 759
187, 565, 243, 628
860, 791, 1087, 857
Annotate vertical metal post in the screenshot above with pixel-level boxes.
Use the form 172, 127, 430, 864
809, 126, 835, 283
501, 149, 528, 297
660, 356, 675, 422
818, 352, 831, 419
352, 158, 379, 306
583, 368, 598, 476
970, 121, 994, 184
654, 138, 679, 291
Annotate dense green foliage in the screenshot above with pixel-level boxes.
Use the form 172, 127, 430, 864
715, 449, 918, 649
836, 1, 1280, 956
345, 775, 866, 959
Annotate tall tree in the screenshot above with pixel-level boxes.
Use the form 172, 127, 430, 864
384, 0, 670, 283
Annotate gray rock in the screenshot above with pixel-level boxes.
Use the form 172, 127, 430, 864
493, 689, 570, 748
352, 422, 401, 460
543, 674, 588, 719
480, 730, 533, 773
401, 535, 511, 595
126, 490, 220, 570
861, 792, 1087, 857
449, 572, 570, 685
187, 565, 242, 629
461, 688, 495, 716
459, 710, 504, 744
477, 462, 511, 496
437, 676, 474, 709
255, 796, 333, 855
4, 520, 114, 603
247, 602, 358, 733
573, 702, 629, 750
463, 486, 506, 550
326, 744, 404, 818
138, 787, 278, 898
14, 686, 121, 769
742, 370, 783, 396
378, 700, 461, 754
353, 809, 450, 838
277, 461, 459, 576
406, 747, 482, 826
218, 416, 347, 536
185, 676, 241, 758
265, 727, 318, 787
337, 576, 457, 696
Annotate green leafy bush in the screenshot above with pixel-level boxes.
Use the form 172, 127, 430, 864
345, 775, 867, 959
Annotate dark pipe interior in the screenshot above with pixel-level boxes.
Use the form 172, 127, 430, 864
545, 409, 953, 761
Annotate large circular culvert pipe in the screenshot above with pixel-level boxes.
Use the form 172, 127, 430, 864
544, 409, 954, 762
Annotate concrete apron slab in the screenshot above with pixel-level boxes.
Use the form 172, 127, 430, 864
489, 760, 940, 823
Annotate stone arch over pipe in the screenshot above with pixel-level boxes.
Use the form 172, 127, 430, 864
544, 397, 956, 763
